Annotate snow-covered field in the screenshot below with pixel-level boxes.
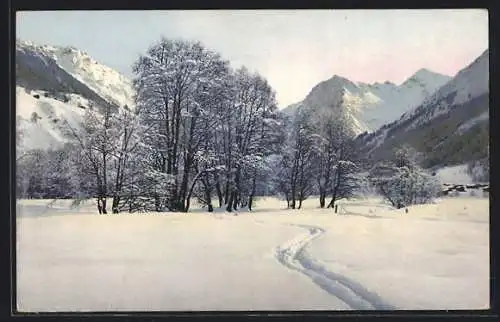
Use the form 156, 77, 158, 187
16, 195, 489, 312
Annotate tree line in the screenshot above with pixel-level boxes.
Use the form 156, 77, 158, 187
16, 37, 442, 214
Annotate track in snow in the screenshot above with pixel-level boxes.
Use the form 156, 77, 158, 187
275, 223, 395, 310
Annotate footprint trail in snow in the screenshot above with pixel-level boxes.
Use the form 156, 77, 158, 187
274, 222, 396, 310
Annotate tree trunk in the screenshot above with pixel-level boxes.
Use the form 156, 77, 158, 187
319, 194, 325, 208
97, 198, 102, 214
171, 98, 182, 177
203, 176, 213, 213
169, 188, 180, 212
215, 179, 223, 208
101, 197, 107, 214
291, 184, 296, 209
248, 175, 257, 211
224, 182, 230, 205
327, 173, 340, 209
179, 167, 191, 212
112, 196, 120, 214
327, 195, 333, 208
226, 190, 234, 212
155, 194, 161, 212
232, 191, 238, 210
233, 169, 241, 210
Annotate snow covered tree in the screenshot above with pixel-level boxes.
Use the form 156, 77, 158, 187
310, 113, 360, 209
278, 109, 321, 209
61, 103, 146, 213
107, 109, 147, 213
368, 145, 440, 209
325, 159, 361, 209
44, 146, 75, 198
393, 144, 422, 170
222, 68, 280, 212
64, 105, 116, 213
17, 38, 281, 213
247, 112, 284, 210
133, 37, 234, 212
16, 148, 48, 199
16, 143, 83, 199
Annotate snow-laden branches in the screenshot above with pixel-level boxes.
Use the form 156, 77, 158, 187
368, 146, 440, 208
130, 38, 282, 212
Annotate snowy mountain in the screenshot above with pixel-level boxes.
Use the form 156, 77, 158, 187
16, 39, 135, 150
356, 49, 489, 169
281, 69, 451, 134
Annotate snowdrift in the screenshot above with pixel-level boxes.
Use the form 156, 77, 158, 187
16, 195, 489, 311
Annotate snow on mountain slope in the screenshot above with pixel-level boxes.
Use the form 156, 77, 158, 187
16, 39, 136, 151
356, 49, 489, 169
283, 69, 451, 134
399, 49, 488, 129
426, 51, 488, 106
16, 86, 86, 150
399, 68, 453, 104
435, 164, 473, 185
18, 40, 135, 109
281, 101, 302, 117
355, 69, 451, 130
456, 110, 488, 135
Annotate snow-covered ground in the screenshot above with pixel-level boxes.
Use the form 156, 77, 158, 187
16, 195, 489, 312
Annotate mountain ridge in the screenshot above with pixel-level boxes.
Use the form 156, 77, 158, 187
282, 68, 451, 134
16, 39, 135, 151
17, 39, 135, 109
355, 49, 489, 169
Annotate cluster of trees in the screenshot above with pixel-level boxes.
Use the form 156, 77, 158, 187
16, 37, 444, 214
271, 109, 361, 210
16, 144, 80, 199
18, 38, 282, 214
368, 145, 441, 209
131, 39, 283, 213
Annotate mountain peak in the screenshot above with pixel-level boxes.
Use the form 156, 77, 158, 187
327, 74, 352, 83
414, 68, 435, 76
307, 74, 357, 95
401, 68, 451, 88
17, 39, 90, 58
414, 68, 449, 79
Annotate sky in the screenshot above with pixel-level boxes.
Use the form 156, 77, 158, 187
16, 10, 488, 108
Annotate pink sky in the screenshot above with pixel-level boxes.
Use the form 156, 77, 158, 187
17, 9, 489, 107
